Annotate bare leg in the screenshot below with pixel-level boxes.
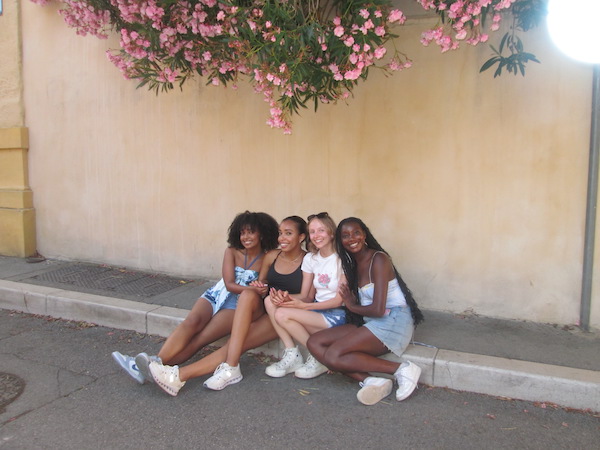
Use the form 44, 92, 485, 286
158, 297, 236, 365
167, 309, 236, 364
224, 290, 265, 366
310, 326, 400, 382
308, 324, 358, 361
265, 296, 295, 348
157, 297, 214, 364
274, 308, 328, 348
178, 315, 277, 381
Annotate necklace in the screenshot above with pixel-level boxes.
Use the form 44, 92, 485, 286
280, 251, 304, 263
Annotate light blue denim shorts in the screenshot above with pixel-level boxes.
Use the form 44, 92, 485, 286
313, 307, 346, 328
364, 306, 414, 356
202, 291, 239, 315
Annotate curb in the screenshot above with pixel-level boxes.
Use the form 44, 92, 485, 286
1, 280, 599, 412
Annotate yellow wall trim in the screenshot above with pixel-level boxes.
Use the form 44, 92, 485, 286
0, 127, 36, 257
0, 127, 29, 150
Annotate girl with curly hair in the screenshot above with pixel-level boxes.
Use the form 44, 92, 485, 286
148, 216, 308, 395
112, 211, 279, 392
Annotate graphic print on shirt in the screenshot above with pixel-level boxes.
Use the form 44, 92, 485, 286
317, 273, 331, 288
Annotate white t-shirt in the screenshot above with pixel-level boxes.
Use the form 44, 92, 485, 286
301, 251, 341, 302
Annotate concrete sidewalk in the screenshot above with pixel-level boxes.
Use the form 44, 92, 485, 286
0, 255, 598, 412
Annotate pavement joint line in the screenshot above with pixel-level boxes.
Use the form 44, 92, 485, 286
0, 282, 599, 412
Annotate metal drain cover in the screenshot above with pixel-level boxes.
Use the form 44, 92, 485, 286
26, 264, 189, 298
0, 373, 25, 410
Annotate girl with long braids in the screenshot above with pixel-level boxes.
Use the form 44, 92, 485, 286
307, 217, 424, 406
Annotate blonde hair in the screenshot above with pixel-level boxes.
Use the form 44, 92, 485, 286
306, 212, 337, 254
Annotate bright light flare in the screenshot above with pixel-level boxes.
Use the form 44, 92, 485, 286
547, 0, 600, 64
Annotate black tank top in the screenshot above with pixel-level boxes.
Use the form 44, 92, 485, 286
266, 252, 303, 293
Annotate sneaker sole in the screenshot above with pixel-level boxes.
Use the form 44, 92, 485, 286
155, 380, 180, 397
204, 374, 243, 391
357, 380, 393, 406
135, 353, 153, 384
294, 367, 328, 379
265, 362, 303, 378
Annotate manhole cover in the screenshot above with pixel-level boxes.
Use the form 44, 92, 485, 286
0, 373, 25, 410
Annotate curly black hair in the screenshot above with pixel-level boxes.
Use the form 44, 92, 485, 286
227, 211, 279, 251
335, 217, 424, 326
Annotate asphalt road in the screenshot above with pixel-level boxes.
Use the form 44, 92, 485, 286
1, 310, 598, 449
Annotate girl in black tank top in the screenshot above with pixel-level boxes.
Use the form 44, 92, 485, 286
267, 251, 303, 293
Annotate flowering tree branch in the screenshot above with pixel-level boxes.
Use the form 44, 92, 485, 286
30, 0, 545, 133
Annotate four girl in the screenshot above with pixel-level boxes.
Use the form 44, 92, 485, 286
113, 212, 424, 405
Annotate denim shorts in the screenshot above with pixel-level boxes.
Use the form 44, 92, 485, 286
202, 291, 239, 315
220, 293, 239, 311
313, 307, 346, 328
364, 306, 414, 357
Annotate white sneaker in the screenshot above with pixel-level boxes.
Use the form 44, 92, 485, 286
265, 346, 303, 378
394, 361, 422, 401
112, 351, 145, 384
135, 353, 162, 384
149, 361, 186, 396
203, 363, 243, 390
356, 377, 393, 406
294, 354, 328, 379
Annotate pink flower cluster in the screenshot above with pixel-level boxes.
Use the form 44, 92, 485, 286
56, 0, 112, 38
31, 0, 518, 133
418, 0, 515, 51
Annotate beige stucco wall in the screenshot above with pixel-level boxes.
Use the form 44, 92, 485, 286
0, 0, 25, 127
20, 1, 598, 328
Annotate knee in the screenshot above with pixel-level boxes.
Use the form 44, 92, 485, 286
274, 307, 294, 324
182, 307, 209, 329
307, 333, 323, 354
238, 290, 260, 308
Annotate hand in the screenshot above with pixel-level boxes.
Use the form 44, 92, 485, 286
269, 288, 288, 306
339, 283, 354, 306
276, 293, 304, 309
250, 281, 268, 297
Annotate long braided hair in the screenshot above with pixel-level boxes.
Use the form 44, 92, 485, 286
335, 217, 424, 326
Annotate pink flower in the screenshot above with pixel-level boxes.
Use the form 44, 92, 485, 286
359, 9, 370, 19
334, 26, 344, 37
344, 36, 355, 47
388, 9, 405, 24
344, 68, 362, 80
374, 47, 387, 59
375, 26, 386, 37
